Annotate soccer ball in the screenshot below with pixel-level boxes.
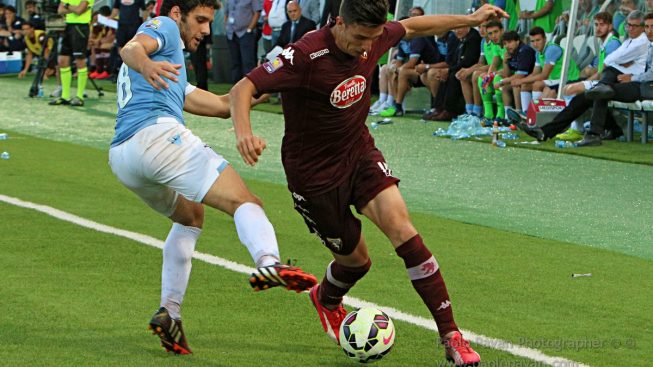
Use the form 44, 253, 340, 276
339, 307, 395, 363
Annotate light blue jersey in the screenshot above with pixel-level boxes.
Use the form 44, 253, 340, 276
111, 16, 190, 147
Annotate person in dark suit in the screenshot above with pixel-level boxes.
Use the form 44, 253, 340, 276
276, 0, 316, 47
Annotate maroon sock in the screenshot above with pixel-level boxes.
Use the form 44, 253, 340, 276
318, 259, 371, 307
396, 234, 458, 337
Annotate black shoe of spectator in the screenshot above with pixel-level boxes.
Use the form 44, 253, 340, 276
576, 133, 602, 147
585, 84, 615, 100
422, 108, 440, 120
519, 123, 547, 142
601, 128, 623, 140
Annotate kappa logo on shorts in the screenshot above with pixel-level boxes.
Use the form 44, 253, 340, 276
325, 237, 343, 251
330, 75, 366, 109
263, 57, 284, 74
377, 162, 393, 177
292, 192, 306, 202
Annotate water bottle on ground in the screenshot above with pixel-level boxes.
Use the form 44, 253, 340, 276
555, 140, 577, 148
0, 133, 7, 140
37, 84, 44, 98
1, 151, 10, 160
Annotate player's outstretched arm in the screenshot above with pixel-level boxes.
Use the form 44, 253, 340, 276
400, 4, 508, 39
121, 34, 181, 90
230, 78, 267, 166
185, 88, 231, 118
184, 88, 271, 119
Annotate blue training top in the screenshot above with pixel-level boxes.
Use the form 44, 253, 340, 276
111, 16, 190, 147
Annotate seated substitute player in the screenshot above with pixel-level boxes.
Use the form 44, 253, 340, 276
495, 30, 535, 116
109, 0, 317, 355
229, 1, 507, 365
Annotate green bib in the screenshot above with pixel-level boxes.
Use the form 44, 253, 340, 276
598, 35, 620, 73
533, 0, 563, 33
483, 40, 505, 71
538, 43, 580, 81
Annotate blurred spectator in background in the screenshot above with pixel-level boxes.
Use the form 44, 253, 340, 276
430, 26, 482, 121
454, 21, 489, 119
144, 0, 157, 21
0, 5, 26, 52
299, 0, 321, 26
225, 0, 261, 82
275, 0, 315, 48
267, 0, 288, 48
576, 0, 600, 35
24, 0, 45, 30
89, 6, 114, 80
261, 0, 273, 52
18, 20, 54, 78
112, 0, 145, 48
614, 0, 639, 37
520, 0, 563, 34
481, 0, 520, 31
421, 30, 459, 120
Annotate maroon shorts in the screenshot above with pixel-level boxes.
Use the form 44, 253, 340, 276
290, 149, 400, 255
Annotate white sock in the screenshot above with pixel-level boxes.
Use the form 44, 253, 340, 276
520, 91, 532, 113
234, 202, 280, 267
379, 93, 388, 104
161, 223, 201, 320
532, 91, 542, 101
570, 120, 582, 131
386, 95, 395, 105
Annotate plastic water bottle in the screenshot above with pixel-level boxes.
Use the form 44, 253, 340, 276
370, 122, 378, 130
555, 140, 577, 148
433, 128, 447, 137
491, 121, 500, 146
501, 132, 519, 140
1, 151, 10, 160
0, 133, 7, 140
496, 140, 507, 148
37, 84, 44, 98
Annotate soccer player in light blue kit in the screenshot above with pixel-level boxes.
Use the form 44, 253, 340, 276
108, 0, 316, 355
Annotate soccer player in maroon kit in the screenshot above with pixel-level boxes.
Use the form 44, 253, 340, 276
230, 1, 507, 365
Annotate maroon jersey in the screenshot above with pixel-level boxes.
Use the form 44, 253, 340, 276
247, 21, 405, 195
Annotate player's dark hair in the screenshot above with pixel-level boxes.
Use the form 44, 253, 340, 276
501, 30, 520, 43
25, 0, 36, 6
529, 26, 545, 38
99, 5, 111, 16
645, 11, 653, 21
160, 0, 219, 18
340, 0, 388, 28
593, 11, 612, 24
5, 5, 16, 13
485, 20, 503, 30
409, 6, 424, 16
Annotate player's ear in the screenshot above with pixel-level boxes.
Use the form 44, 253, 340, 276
335, 16, 345, 26
168, 5, 181, 21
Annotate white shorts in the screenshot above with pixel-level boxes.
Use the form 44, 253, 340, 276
108, 118, 229, 216
544, 79, 559, 87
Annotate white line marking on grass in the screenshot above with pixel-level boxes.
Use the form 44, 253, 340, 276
0, 194, 590, 367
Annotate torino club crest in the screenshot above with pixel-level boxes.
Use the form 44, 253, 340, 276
330, 75, 367, 109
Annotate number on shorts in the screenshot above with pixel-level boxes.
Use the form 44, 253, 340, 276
117, 63, 133, 108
